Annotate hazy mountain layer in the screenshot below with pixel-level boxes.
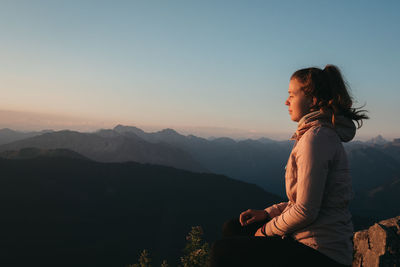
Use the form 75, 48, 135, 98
0, 130, 206, 173
0, 128, 52, 145
0, 147, 89, 160
1, 126, 399, 221
112, 125, 293, 196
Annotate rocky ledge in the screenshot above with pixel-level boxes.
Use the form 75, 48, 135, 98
353, 216, 400, 267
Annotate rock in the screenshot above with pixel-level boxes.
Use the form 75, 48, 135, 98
353, 216, 400, 267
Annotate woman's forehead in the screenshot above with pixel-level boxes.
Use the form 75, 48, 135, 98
288, 79, 303, 93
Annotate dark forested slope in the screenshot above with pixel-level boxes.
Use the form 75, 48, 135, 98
0, 156, 282, 267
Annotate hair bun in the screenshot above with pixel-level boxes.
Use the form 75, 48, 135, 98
323, 64, 332, 72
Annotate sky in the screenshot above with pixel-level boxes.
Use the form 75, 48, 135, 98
1, 0, 399, 140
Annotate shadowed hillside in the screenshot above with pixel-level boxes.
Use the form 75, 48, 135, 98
0, 155, 282, 267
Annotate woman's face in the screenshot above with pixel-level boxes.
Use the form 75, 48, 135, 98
285, 78, 313, 122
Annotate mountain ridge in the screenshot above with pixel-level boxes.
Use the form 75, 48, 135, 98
0, 129, 207, 173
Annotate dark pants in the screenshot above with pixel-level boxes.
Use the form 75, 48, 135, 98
209, 218, 350, 267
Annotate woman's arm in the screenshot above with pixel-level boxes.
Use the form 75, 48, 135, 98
264, 202, 289, 218
251, 202, 289, 237
263, 127, 338, 236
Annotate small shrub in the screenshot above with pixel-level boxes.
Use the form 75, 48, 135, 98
180, 226, 210, 267
128, 226, 210, 267
129, 249, 152, 267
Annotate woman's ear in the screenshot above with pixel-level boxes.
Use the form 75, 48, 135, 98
307, 96, 318, 112
310, 97, 317, 108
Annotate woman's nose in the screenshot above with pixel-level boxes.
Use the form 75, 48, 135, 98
285, 98, 290, 106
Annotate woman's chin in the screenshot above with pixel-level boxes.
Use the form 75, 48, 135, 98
290, 116, 299, 122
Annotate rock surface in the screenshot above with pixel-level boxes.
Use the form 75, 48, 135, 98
353, 216, 400, 267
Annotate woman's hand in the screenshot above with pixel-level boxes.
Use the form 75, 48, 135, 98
239, 209, 269, 226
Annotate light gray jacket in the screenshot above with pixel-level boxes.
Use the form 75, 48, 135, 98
264, 111, 355, 265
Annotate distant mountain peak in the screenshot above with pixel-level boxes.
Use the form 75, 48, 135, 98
158, 128, 180, 135
366, 135, 388, 145
113, 124, 145, 134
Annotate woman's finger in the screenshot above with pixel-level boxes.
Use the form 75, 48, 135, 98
239, 210, 250, 225
239, 214, 249, 225
245, 217, 256, 225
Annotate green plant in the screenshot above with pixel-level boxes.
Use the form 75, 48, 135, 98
128, 226, 209, 267
180, 226, 210, 267
129, 249, 152, 267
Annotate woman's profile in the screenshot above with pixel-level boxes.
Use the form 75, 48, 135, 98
209, 65, 368, 267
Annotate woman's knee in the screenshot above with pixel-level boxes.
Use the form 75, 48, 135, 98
222, 218, 242, 237
210, 238, 239, 267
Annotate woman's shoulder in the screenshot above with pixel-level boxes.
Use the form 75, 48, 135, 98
293, 126, 342, 160
299, 125, 341, 148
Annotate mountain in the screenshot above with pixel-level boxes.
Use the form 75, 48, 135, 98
351, 177, 400, 221
378, 139, 400, 162
75, 126, 400, 202
111, 125, 293, 196
2, 126, 398, 222
257, 137, 276, 144
346, 141, 400, 222
365, 134, 388, 145
0, 126, 292, 195
347, 146, 400, 192
0, 156, 283, 267
113, 125, 187, 144
0, 130, 206, 173
0, 128, 53, 145
113, 124, 146, 136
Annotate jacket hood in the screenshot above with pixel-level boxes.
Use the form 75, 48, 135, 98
291, 111, 356, 142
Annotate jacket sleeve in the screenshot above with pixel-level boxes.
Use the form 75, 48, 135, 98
264, 202, 289, 218
264, 128, 337, 236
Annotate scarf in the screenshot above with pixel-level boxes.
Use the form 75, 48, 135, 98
291, 110, 356, 142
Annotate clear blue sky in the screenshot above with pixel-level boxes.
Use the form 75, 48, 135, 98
1, 0, 399, 140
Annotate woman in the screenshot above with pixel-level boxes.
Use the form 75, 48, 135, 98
209, 65, 368, 267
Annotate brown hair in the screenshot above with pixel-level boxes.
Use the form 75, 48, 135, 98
291, 64, 368, 128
